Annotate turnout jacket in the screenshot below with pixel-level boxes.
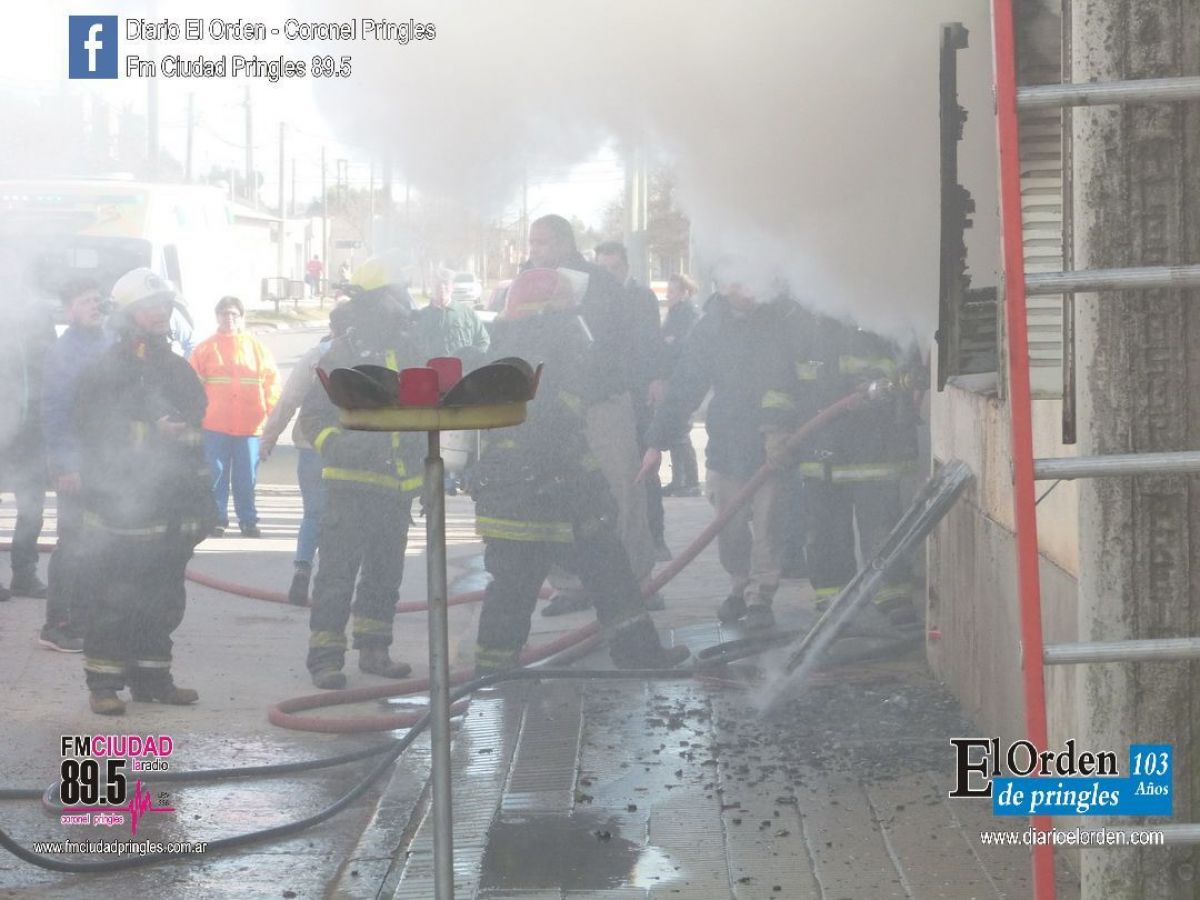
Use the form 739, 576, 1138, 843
791, 314, 921, 481
472, 311, 612, 542
646, 295, 805, 479
75, 334, 213, 542
297, 308, 424, 496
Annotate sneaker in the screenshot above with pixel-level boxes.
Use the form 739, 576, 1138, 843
240, 524, 262, 538
312, 669, 347, 690
0, 584, 9, 602
359, 647, 413, 679
89, 690, 126, 716
654, 541, 673, 563
744, 604, 776, 631
10, 574, 47, 599
541, 589, 592, 617
674, 485, 702, 498
716, 593, 747, 623
39, 626, 84, 653
210, 525, 226, 538
288, 567, 311, 606
130, 682, 199, 705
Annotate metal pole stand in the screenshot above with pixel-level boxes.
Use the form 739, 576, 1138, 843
336, 402, 528, 900
425, 430, 454, 899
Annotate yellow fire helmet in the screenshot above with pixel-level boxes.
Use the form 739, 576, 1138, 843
350, 254, 410, 293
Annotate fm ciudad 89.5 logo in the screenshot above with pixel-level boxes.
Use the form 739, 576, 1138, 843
949, 737, 1172, 817
58, 734, 175, 834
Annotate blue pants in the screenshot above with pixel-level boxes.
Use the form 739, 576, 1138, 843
203, 431, 259, 529
296, 448, 326, 566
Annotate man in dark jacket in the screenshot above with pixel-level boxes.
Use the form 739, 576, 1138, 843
471, 267, 689, 674
75, 268, 212, 715
0, 287, 57, 604
526, 216, 657, 615
657, 273, 702, 496
640, 273, 806, 630
39, 278, 112, 651
298, 260, 425, 689
593, 240, 670, 562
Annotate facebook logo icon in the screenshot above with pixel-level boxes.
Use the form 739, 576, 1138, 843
68, 16, 119, 79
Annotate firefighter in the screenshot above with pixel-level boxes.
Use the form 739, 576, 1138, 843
795, 314, 923, 630
297, 257, 423, 690
74, 268, 213, 715
471, 267, 691, 675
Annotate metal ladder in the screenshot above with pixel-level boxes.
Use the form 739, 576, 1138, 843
990, 2, 1200, 897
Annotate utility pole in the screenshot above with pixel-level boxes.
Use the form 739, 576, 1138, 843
1072, 0, 1200, 896
184, 93, 194, 182
368, 158, 375, 255
520, 166, 528, 262
623, 143, 649, 284
320, 146, 328, 303
277, 122, 286, 280
381, 144, 393, 251
146, 73, 159, 181
290, 158, 296, 217
244, 87, 255, 207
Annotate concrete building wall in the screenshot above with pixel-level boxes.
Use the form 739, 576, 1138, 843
928, 376, 1080, 744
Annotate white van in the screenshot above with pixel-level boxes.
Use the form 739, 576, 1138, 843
0, 179, 257, 343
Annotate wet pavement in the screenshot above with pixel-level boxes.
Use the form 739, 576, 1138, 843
0, 457, 1080, 898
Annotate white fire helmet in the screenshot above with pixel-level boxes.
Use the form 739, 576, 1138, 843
109, 267, 193, 325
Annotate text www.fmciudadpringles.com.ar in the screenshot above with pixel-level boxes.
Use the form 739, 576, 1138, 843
31, 839, 208, 856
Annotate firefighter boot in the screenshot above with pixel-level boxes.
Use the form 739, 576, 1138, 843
877, 595, 920, 630
89, 690, 126, 716
312, 669, 347, 690
130, 676, 199, 705
609, 614, 691, 669
359, 647, 413, 679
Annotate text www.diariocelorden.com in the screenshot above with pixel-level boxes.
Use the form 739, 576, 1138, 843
980, 827, 1164, 847
32, 839, 208, 855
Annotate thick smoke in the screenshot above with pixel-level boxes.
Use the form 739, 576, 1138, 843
307, 0, 999, 340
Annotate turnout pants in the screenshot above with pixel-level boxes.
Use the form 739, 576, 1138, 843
803, 478, 912, 608
82, 535, 191, 692
307, 487, 413, 674
475, 523, 643, 672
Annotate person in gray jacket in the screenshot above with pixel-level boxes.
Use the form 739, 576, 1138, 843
259, 306, 351, 605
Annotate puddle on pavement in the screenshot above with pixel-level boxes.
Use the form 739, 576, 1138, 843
479, 812, 680, 891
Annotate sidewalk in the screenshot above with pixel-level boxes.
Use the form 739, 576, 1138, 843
0, 479, 1080, 898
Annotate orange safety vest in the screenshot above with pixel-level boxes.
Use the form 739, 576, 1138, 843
189, 332, 280, 436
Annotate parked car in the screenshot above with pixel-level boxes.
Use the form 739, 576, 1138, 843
451, 272, 482, 304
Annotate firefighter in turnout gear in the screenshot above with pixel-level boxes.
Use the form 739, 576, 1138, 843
75, 268, 213, 716
471, 268, 691, 675
298, 260, 424, 690
794, 314, 923, 630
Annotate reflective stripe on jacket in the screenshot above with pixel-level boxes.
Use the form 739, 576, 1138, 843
190, 332, 281, 435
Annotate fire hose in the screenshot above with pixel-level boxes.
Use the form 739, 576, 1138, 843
1, 386, 958, 873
